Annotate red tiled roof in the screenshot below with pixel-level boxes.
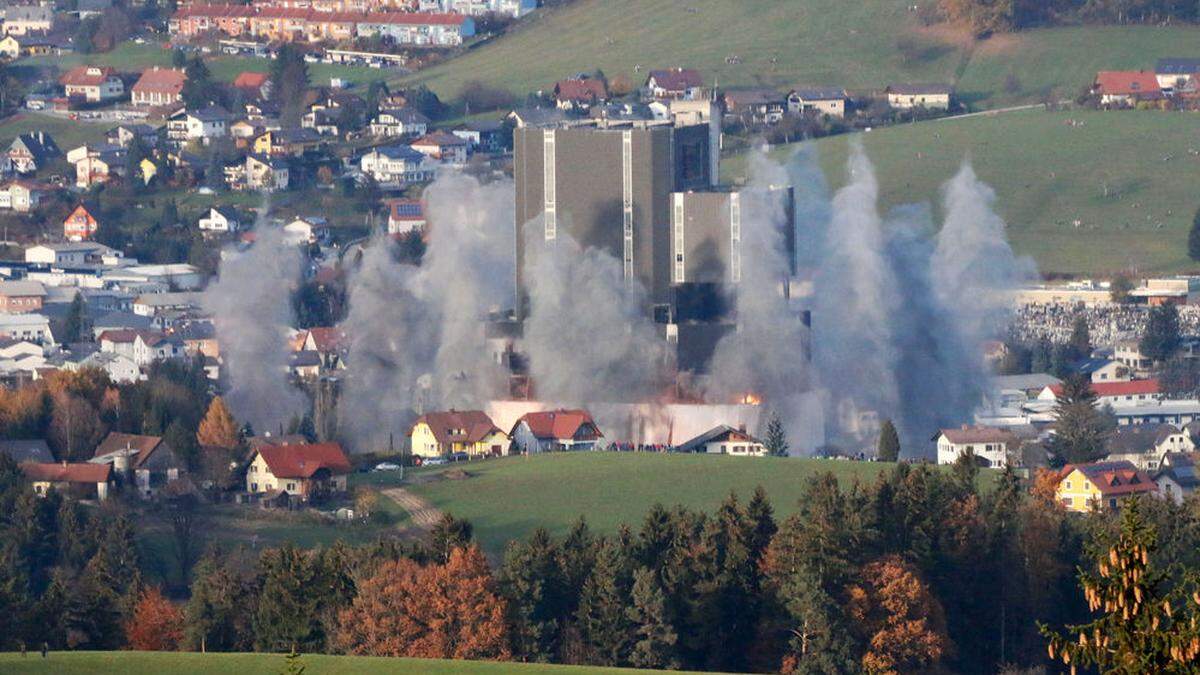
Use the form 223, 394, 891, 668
21, 462, 112, 483
257, 442, 351, 479
555, 78, 607, 103
647, 68, 703, 92
60, 66, 118, 88
513, 409, 602, 441
412, 130, 469, 148
93, 432, 164, 468
1094, 71, 1162, 97
132, 67, 186, 95
305, 326, 346, 353
939, 425, 1017, 445
1047, 379, 1160, 398
413, 410, 503, 445
98, 329, 163, 345
233, 71, 269, 89
1060, 461, 1158, 497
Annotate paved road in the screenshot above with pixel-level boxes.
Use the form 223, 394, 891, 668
381, 486, 443, 531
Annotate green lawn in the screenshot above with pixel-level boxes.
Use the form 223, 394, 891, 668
723, 108, 1200, 276
0, 111, 121, 151
408, 453, 944, 556
398, 0, 1200, 109
0, 652, 695, 674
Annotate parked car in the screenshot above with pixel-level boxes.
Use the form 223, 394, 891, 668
450, 452, 469, 463
373, 462, 401, 472
423, 456, 448, 466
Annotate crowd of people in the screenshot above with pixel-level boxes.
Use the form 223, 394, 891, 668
1008, 302, 1200, 345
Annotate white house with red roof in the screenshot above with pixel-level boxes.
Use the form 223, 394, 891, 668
245, 442, 351, 501
643, 68, 705, 101
411, 131, 470, 165
385, 198, 425, 234
935, 425, 1019, 468
1038, 379, 1161, 408
510, 409, 603, 453
1092, 71, 1163, 106
131, 67, 186, 108
59, 66, 125, 103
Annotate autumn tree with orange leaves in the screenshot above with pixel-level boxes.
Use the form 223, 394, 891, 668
335, 545, 509, 660
197, 397, 240, 449
847, 554, 953, 675
125, 587, 186, 651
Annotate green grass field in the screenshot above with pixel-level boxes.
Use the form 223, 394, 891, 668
723, 108, 1200, 276
406, 453, 939, 556
0, 652, 695, 674
398, 0, 1200, 109
0, 111, 121, 152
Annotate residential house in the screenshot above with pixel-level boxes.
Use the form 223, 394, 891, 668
25, 241, 121, 266
0, 180, 52, 212
298, 326, 346, 369
91, 431, 184, 499
230, 119, 264, 141
411, 131, 470, 165
197, 206, 242, 233
367, 107, 430, 137
0, 280, 46, 313
290, 350, 321, 379
1055, 461, 1158, 513
0, 439, 53, 463
69, 144, 127, 188
108, 124, 160, 148
284, 216, 331, 245
507, 106, 568, 128
886, 84, 953, 110
63, 203, 101, 241
554, 77, 608, 110
1039, 379, 1161, 408
2, 5, 54, 35
1154, 453, 1198, 505
233, 71, 272, 100
1092, 71, 1163, 107
252, 129, 323, 157
0, 338, 45, 374
677, 425, 767, 456
644, 68, 705, 101
1115, 341, 1154, 375
510, 409, 603, 453
409, 410, 509, 458
1155, 58, 1200, 94
71, 351, 140, 383
0, 34, 60, 59
245, 442, 351, 502
245, 154, 290, 191
22, 462, 113, 501
98, 329, 184, 368
1113, 400, 1200, 428
174, 321, 218, 359
0, 314, 53, 344
359, 144, 436, 185
1073, 357, 1132, 383
1104, 423, 1195, 471
451, 119, 504, 153
935, 425, 1017, 468
166, 106, 230, 145
786, 87, 848, 118
8, 132, 61, 174
131, 67, 186, 108
59, 66, 125, 103
385, 198, 425, 234
722, 88, 787, 125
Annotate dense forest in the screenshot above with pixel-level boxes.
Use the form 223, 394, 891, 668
938, 0, 1200, 35
2, 453, 1199, 672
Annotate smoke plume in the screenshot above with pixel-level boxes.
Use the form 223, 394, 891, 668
205, 225, 306, 433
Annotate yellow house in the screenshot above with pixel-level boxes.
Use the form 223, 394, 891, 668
245, 442, 351, 502
1055, 461, 1158, 513
252, 131, 279, 156
139, 157, 157, 185
409, 410, 509, 458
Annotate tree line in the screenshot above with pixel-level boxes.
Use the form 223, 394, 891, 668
938, 0, 1200, 36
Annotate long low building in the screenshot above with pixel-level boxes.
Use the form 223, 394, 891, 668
1112, 400, 1200, 427
169, 5, 475, 46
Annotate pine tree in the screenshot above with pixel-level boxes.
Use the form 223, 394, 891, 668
500, 528, 567, 662
197, 397, 239, 449
185, 553, 251, 652
1140, 303, 1182, 363
423, 513, 473, 565
1051, 373, 1113, 464
764, 413, 789, 457
746, 486, 777, 566
627, 567, 680, 670
576, 539, 635, 666
62, 293, 87, 345
557, 517, 595, 617
1069, 314, 1092, 361
876, 419, 901, 462
1189, 206, 1200, 262
253, 545, 322, 652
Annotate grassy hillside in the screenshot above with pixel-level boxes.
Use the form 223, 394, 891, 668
400, 0, 1200, 108
399, 453, 928, 556
723, 108, 1200, 276
0, 652, 695, 674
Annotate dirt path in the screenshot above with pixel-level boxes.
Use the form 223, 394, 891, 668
381, 487, 443, 531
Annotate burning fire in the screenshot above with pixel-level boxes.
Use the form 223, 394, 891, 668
738, 393, 763, 405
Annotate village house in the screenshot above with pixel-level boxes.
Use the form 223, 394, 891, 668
722, 88, 787, 125
786, 87, 848, 118
1092, 71, 1163, 107
298, 326, 346, 369
245, 154, 290, 191
175, 322, 219, 359
451, 119, 505, 153
91, 432, 185, 499
25, 241, 121, 266
1114, 340, 1154, 375
886, 84, 953, 110
1072, 356, 1131, 383
1039, 379, 1161, 408
98, 329, 185, 368
0, 34, 62, 60
171, 5, 475, 46
554, 77, 608, 110
0, 280, 46, 313
1154, 453, 1198, 505
59, 66, 125, 103
252, 128, 324, 157
0, 439, 53, 464
63, 203, 101, 241
108, 124, 160, 149
644, 68, 705, 101
510, 409, 603, 453
8, 132, 61, 174
131, 67, 186, 108
411, 131, 470, 165
367, 107, 430, 137
1155, 58, 1200, 94
284, 216, 331, 245
198, 206, 243, 233
68, 350, 140, 384
245, 442, 351, 503
0, 314, 53, 345
2, 5, 54, 36
22, 462, 113, 501
385, 198, 425, 234
409, 409, 509, 458
359, 144, 436, 185
69, 144, 127, 188
677, 425, 767, 456
1105, 423, 1195, 471
935, 425, 1017, 468
0, 180, 52, 213
233, 71, 272, 100
1054, 461, 1158, 513
166, 106, 230, 145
